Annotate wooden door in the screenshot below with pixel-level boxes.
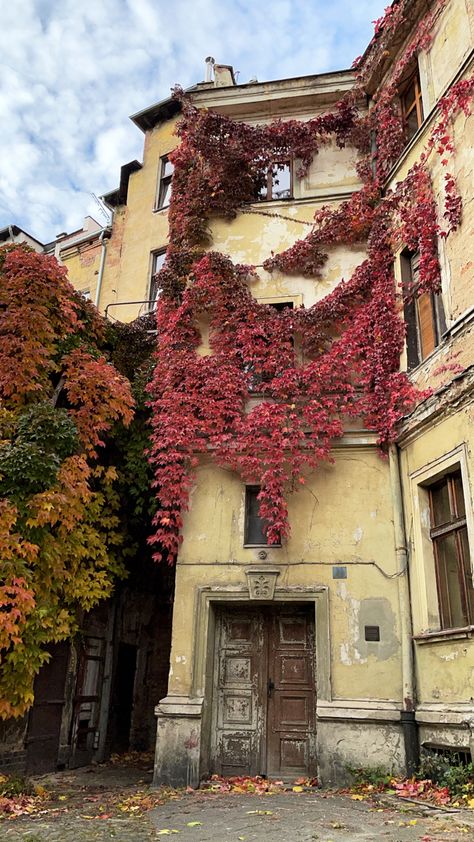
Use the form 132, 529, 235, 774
211, 607, 266, 776
211, 604, 315, 778
266, 607, 316, 777
26, 641, 70, 774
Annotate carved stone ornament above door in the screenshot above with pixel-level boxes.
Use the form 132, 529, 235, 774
246, 567, 280, 600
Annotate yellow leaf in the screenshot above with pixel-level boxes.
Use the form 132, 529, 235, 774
409, 819, 417, 825
351, 794, 364, 800
292, 785, 304, 792
186, 821, 202, 827
467, 797, 474, 808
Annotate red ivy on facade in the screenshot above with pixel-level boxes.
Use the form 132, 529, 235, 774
147, 3, 473, 562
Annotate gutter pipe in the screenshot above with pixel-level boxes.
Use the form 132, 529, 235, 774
95, 229, 109, 309
389, 443, 419, 776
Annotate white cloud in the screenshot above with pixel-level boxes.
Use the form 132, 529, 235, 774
0, 0, 387, 241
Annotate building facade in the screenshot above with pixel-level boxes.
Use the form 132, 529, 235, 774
1, 0, 473, 786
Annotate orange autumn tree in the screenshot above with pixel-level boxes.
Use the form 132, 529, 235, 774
0, 245, 134, 717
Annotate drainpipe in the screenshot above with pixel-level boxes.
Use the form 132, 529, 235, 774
95, 229, 109, 309
389, 444, 419, 776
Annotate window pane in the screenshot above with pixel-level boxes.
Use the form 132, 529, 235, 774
153, 252, 166, 274
452, 473, 466, 518
162, 158, 174, 179
430, 480, 451, 527
416, 292, 437, 358
160, 178, 172, 208
406, 109, 420, 140
435, 532, 469, 628
271, 163, 291, 199
245, 487, 269, 544
458, 528, 474, 620
403, 82, 416, 112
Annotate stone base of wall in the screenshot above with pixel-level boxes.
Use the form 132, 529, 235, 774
417, 704, 474, 757
0, 750, 27, 775
153, 696, 203, 788
152, 696, 409, 788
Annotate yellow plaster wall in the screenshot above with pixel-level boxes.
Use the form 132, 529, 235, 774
426, 0, 473, 106
97, 116, 180, 322
98, 103, 368, 322
400, 407, 474, 704
165, 446, 403, 703
61, 243, 102, 300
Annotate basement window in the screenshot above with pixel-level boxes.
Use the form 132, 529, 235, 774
258, 160, 292, 202
428, 469, 474, 630
402, 251, 446, 368
156, 155, 174, 210
244, 486, 280, 547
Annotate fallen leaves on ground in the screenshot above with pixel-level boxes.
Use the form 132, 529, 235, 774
201, 774, 318, 794
0, 791, 50, 819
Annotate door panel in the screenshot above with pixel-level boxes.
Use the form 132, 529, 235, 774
211, 604, 315, 778
267, 608, 315, 777
211, 608, 265, 776
26, 642, 70, 774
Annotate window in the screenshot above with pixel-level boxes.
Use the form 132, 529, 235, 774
156, 155, 174, 209
258, 160, 292, 201
244, 486, 279, 546
400, 68, 424, 141
402, 251, 446, 368
79, 289, 91, 301
149, 250, 166, 310
428, 470, 474, 629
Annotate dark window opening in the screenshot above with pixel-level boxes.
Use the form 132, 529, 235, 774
402, 251, 446, 368
364, 625, 380, 642
400, 68, 424, 142
258, 161, 292, 202
244, 486, 280, 546
422, 744, 472, 766
149, 250, 166, 310
428, 469, 474, 630
156, 156, 174, 209
269, 300, 294, 313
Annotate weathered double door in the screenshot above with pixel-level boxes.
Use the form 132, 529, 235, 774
211, 604, 316, 778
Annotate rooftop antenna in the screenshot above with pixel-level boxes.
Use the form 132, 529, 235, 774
205, 56, 215, 83
90, 193, 111, 223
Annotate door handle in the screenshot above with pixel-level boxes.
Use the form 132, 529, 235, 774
267, 678, 275, 697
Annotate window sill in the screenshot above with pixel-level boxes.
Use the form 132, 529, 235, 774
152, 206, 169, 214
243, 544, 281, 549
406, 339, 446, 375
414, 625, 474, 644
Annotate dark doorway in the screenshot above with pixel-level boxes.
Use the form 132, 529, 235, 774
210, 603, 316, 779
25, 641, 70, 774
110, 643, 138, 753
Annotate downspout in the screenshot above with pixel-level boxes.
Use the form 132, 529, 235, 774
94, 229, 109, 310
389, 443, 419, 776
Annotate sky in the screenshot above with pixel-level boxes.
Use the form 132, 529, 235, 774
0, 0, 388, 243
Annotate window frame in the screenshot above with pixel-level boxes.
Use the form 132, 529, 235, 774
410, 446, 474, 636
401, 250, 446, 369
155, 155, 174, 210
257, 159, 293, 202
148, 249, 166, 310
400, 66, 424, 142
243, 485, 281, 547
428, 470, 474, 630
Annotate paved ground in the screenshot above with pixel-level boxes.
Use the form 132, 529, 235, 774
1, 763, 474, 842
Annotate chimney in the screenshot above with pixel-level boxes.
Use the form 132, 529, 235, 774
205, 56, 215, 83
213, 63, 236, 87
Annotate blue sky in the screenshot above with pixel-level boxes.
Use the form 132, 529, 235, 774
1, 0, 388, 242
